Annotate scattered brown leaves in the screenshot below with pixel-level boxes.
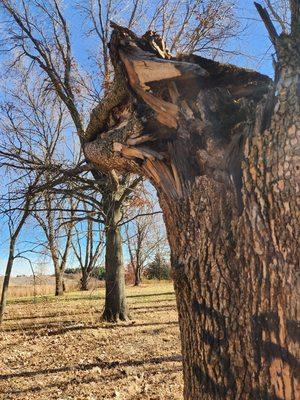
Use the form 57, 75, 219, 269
0, 283, 183, 400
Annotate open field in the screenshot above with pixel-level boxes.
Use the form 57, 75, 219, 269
0, 282, 183, 400
0, 275, 102, 299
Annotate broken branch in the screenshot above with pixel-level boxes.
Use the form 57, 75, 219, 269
254, 2, 279, 47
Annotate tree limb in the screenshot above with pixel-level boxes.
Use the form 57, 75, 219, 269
289, 0, 300, 36
254, 2, 279, 47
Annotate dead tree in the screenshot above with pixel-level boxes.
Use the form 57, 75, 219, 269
83, 3, 300, 399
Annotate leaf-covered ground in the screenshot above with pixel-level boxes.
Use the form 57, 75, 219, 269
0, 282, 183, 400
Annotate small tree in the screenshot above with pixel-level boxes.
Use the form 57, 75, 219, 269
34, 196, 76, 296
146, 253, 170, 280
0, 192, 32, 323
71, 203, 105, 290
90, 266, 106, 281
125, 203, 168, 285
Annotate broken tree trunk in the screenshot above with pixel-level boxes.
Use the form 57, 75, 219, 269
84, 15, 300, 400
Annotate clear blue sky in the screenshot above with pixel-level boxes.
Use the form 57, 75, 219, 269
228, 0, 275, 76
0, 0, 276, 276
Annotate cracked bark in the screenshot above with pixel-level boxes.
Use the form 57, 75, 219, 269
84, 21, 300, 400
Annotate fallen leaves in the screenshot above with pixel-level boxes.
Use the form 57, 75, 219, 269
0, 283, 182, 400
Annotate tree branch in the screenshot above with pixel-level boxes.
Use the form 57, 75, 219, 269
254, 2, 279, 47
289, 0, 300, 36
119, 211, 162, 227
263, 0, 288, 32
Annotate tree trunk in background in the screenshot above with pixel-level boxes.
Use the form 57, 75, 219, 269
52, 213, 73, 297
84, 20, 300, 399
54, 267, 64, 296
102, 193, 128, 322
134, 265, 141, 286
80, 270, 89, 291
0, 245, 15, 324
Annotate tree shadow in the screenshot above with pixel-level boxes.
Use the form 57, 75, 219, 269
0, 354, 182, 381
60, 291, 175, 302
0, 320, 178, 337
47, 320, 178, 335
4, 303, 176, 322
4, 365, 182, 396
1, 320, 80, 333
128, 292, 175, 298
3, 310, 99, 322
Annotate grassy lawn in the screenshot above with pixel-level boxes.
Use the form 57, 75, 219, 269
0, 282, 183, 400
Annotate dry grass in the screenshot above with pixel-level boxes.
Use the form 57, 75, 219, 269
6, 284, 58, 298
0, 282, 183, 400
1, 275, 102, 299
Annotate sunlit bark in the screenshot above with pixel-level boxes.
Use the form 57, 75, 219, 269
84, 17, 300, 399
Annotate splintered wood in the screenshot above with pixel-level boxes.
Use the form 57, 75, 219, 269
142, 160, 182, 199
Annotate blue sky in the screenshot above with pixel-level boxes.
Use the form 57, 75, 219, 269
0, 0, 277, 276
67, 0, 276, 76
232, 1, 275, 76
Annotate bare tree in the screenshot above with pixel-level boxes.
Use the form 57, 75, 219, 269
147, 0, 239, 55
0, 66, 82, 296
0, 0, 242, 321
125, 204, 167, 286
0, 0, 140, 321
72, 203, 105, 291
0, 190, 32, 323
82, 1, 300, 398
34, 195, 76, 295
263, 0, 291, 33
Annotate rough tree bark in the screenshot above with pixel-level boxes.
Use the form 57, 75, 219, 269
80, 271, 89, 291
102, 191, 128, 321
54, 267, 64, 296
83, 7, 300, 399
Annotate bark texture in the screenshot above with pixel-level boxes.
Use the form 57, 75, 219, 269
102, 192, 128, 322
84, 22, 299, 399
80, 271, 89, 291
